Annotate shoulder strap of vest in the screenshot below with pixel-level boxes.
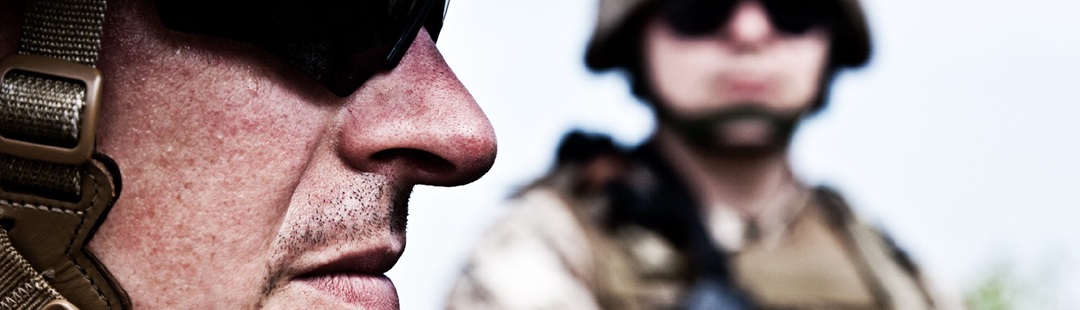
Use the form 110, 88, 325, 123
813, 186, 937, 309
604, 144, 754, 309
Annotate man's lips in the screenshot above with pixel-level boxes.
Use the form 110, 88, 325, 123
291, 247, 402, 307
724, 79, 769, 95
296, 274, 398, 307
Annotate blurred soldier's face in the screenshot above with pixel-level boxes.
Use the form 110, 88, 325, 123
645, 0, 831, 119
642, 0, 832, 151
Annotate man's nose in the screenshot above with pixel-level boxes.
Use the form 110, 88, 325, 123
723, 1, 774, 46
336, 29, 497, 186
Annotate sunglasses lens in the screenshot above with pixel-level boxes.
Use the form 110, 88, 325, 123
156, 0, 445, 96
663, 0, 832, 37
663, 0, 735, 36
762, 0, 831, 34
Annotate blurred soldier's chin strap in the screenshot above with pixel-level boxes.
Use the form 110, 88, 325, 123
657, 103, 804, 158
0, 0, 131, 309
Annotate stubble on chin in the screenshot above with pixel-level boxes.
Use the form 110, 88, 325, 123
255, 173, 411, 308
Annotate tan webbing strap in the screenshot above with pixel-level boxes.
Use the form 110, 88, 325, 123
19, 0, 106, 66
0, 0, 115, 309
0, 0, 106, 197
0, 228, 65, 310
0, 156, 81, 200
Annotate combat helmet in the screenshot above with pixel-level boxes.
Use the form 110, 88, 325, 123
585, 0, 873, 71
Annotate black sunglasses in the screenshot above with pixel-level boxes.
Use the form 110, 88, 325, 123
155, 0, 448, 97
661, 0, 837, 37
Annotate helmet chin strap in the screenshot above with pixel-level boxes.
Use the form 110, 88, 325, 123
1, 0, 131, 309
658, 103, 804, 158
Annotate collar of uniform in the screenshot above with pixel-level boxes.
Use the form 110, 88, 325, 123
704, 183, 814, 253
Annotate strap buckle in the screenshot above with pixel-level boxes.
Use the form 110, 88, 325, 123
0, 55, 102, 165
42, 300, 80, 310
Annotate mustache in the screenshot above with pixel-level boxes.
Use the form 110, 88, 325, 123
278, 183, 411, 248
259, 174, 412, 301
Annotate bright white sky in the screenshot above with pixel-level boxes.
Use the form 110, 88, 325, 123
387, 0, 1080, 308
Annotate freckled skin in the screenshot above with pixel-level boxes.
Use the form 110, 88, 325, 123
0, 0, 497, 308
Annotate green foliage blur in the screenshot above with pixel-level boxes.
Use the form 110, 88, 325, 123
967, 262, 1024, 310
965, 256, 1066, 310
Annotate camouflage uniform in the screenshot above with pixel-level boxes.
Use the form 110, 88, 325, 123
447, 143, 959, 309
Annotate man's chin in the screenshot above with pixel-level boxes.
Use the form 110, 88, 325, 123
661, 103, 801, 157
261, 275, 399, 309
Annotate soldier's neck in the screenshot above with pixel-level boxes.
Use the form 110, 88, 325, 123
655, 127, 805, 219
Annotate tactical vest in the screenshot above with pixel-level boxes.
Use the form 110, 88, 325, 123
568, 145, 940, 309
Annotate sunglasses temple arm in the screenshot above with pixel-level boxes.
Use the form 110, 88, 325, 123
384, 0, 439, 68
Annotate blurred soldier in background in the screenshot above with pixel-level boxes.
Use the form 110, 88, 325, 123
447, 0, 962, 309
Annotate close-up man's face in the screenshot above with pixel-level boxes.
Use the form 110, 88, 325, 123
644, 0, 832, 116
1, 0, 497, 308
